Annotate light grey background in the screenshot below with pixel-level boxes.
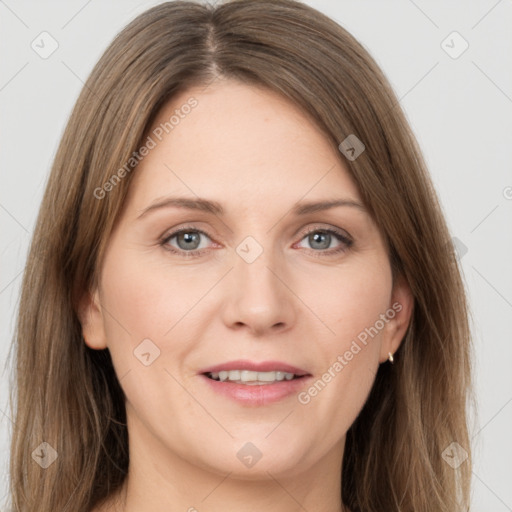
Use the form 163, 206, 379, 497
1, 0, 511, 509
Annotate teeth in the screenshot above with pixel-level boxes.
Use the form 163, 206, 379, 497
209, 370, 298, 384
241, 370, 259, 382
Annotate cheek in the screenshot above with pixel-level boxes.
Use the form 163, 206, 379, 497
98, 245, 210, 415
299, 255, 392, 346
100, 244, 216, 343
293, 259, 391, 425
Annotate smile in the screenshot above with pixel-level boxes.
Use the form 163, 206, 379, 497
206, 370, 303, 384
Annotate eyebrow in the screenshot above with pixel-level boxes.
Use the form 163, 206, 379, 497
136, 196, 367, 219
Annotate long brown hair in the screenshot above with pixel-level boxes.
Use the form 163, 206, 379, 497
8, 1, 473, 510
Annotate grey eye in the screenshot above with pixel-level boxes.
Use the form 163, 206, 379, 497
176, 231, 202, 250
164, 230, 211, 252
307, 231, 332, 250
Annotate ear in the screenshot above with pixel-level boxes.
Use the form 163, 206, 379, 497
379, 273, 414, 363
77, 288, 108, 350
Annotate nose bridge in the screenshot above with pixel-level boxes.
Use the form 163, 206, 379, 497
234, 239, 282, 305
222, 237, 295, 334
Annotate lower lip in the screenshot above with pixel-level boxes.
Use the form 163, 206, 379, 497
200, 374, 312, 406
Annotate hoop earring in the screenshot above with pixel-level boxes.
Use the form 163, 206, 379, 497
388, 352, 394, 364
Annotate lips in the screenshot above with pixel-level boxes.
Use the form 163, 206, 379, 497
198, 359, 312, 406
199, 359, 310, 377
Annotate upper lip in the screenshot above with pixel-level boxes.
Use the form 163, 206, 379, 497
199, 360, 310, 376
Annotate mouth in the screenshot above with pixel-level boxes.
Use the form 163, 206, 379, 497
198, 360, 312, 406
204, 370, 308, 385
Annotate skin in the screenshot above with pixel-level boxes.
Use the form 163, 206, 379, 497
80, 78, 413, 512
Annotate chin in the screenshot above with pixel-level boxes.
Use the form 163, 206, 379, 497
196, 438, 312, 479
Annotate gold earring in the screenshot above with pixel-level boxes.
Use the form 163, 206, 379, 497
388, 352, 394, 364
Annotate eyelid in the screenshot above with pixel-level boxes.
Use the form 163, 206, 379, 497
297, 224, 353, 243
159, 223, 353, 257
293, 224, 353, 256
160, 225, 218, 258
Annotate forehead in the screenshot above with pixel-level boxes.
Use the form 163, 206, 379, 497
129, 79, 362, 209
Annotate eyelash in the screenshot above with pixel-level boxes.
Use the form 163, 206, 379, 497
159, 224, 353, 259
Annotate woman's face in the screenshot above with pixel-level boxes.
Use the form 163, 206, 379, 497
81, 79, 412, 481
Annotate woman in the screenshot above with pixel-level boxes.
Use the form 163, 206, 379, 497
8, 0, 473, 510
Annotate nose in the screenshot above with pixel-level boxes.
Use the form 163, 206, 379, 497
220, 247, 297, 337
